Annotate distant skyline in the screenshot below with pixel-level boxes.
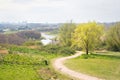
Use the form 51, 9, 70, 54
0, 0, 120, 23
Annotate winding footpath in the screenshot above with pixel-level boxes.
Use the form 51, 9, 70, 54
53, 51, 103, 80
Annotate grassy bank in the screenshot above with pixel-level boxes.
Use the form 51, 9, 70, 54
65, 52, 120, 80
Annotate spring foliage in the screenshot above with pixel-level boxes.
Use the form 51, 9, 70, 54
59, 23, 76, 46
106, 23, 120, 51
72, 22, 103, 54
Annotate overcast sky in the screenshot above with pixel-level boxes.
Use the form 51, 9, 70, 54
0, 0, 120, 23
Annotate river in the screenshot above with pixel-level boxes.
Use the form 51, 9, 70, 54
41, 33, 56, 45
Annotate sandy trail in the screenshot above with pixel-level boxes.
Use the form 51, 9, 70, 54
53, 51, 103, 80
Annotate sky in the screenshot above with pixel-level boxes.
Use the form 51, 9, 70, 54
0, 0, 120, 23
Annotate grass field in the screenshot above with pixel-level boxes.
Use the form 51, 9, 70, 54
0, 46, 71, 80
65, 52, 120, 80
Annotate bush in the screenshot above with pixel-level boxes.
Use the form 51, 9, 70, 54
41, 45, 60, 54
23, 40, 43, 46
40, 44, 75, 55
8, 45, 41, 54
23, 41, 35, 46
0, 54, 43, 65
59, 47, 75, 54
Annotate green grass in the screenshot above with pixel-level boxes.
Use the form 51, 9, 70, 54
0, 64, 40, 80
0, 53, 43, 80
0, 45, 71, 80
65, 52, 120, 80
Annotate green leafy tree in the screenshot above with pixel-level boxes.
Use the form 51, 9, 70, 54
72, 22, 104, 54
106, 23, 120, 51
59, 22, 76, 46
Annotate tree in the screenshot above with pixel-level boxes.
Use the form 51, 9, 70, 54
0, 30, 41, 45
72, 22, 103, 54
59, 22, 76, 46
16, 30, 41, 40
106, 23, 120, 51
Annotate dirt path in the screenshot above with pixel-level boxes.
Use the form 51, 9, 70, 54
53, 51, 103, 80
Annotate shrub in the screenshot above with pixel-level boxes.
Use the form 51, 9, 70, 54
40, 44, 75, 55
59, 47, 75, 54
23, 41, 35, 46
8, 45, 41, 54
42, 45, 60, 54
1, 54, 43, 65
23, 40, 43, 46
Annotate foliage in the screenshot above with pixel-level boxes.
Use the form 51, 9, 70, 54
59, 22, 76, 46
0, 33, 25, 45
72, 22, 104, 54
0, 30, 41, 45
8, 46, 36, 54
42, 45, 60, 54
0, 54, 44, 65
0, 46, 71, 80
23, 40, 43, 46
7, 45, 71, 60
106, 23, 120, 51
16, 30, 41, 40
59, 47, 75, 55
40, 44, 75, 55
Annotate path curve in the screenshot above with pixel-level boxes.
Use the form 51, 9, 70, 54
53, 51, 103, 80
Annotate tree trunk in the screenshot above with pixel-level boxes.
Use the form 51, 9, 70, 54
86, 41, 89, 55
86, 48, 89, 55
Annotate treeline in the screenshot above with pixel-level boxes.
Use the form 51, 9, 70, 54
106, 23, 120, 51
0, 31, 41, 45
59, 22, 120, 54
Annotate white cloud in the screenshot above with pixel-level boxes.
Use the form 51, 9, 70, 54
0, 0, 120, 23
